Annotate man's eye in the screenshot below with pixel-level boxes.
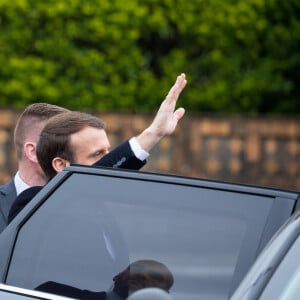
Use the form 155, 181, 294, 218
95, 151, 105, 157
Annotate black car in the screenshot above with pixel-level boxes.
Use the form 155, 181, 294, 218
0, 165, 299, 300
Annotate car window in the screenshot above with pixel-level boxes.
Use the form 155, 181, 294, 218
5, 173, 280, 300
259, 232, 300, 300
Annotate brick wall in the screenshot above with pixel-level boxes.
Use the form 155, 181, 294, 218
0, 109, 18, 184
1, 109, 300, 191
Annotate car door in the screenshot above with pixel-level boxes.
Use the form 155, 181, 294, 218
230, 209, 300, 300
0, 166, 298, 300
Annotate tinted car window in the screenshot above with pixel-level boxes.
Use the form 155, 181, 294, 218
5, 172, 279, 300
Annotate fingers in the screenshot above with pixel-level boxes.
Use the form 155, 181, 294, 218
165, 73, 187, 104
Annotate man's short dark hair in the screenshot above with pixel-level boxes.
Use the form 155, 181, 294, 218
14, 103, 69, 159
36, 111, 105, 179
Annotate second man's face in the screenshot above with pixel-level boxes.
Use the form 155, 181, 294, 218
69, 126, 111, 166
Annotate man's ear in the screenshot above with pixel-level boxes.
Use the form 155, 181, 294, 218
52, 157, 70, 173
24, 142, 39, 163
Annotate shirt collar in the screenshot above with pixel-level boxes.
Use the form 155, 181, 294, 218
14, 171, 30, 196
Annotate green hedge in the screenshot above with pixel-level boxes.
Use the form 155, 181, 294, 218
0, 0, 299, 114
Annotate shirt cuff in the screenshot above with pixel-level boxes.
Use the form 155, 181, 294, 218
129, 137, 149, 161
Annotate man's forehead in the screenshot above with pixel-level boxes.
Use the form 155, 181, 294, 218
70, 126, 110, 149
70, 126, 106, 139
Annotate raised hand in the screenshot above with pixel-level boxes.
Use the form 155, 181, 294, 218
136, 73, 187, 152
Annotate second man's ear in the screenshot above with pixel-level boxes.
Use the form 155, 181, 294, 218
52, 157, 70, 174
24, 142, 39, 163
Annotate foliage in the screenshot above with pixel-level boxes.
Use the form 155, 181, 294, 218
0, 0, 299, 114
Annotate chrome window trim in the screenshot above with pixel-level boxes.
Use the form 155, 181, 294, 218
0, 283, 74, 299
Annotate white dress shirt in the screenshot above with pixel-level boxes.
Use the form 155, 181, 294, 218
14, 171, 30, 196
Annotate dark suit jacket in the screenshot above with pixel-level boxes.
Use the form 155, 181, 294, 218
0, 179, 17, 232
8, 140, 146, 224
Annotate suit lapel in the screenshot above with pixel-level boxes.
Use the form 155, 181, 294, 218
0, 179, 17, 221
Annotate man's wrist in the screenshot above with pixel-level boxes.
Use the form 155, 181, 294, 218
135, 127, 162, 153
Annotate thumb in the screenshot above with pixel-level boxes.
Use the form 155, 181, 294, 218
174, 107, 185, 121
